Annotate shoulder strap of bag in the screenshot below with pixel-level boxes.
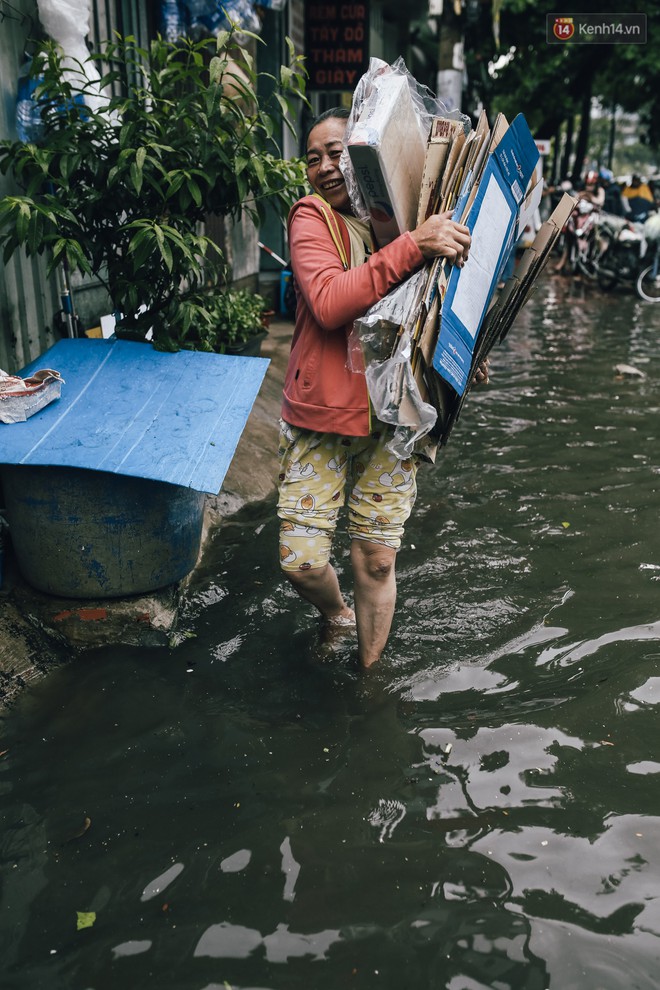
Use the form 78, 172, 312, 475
312, 194, 349, 270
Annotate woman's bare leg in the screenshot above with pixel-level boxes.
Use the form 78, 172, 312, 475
285, 563, 355, 623
351, 540, 397, 667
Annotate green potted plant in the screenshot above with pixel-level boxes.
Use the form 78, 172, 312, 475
0, 28, 307, 352
191, 286, 272, 355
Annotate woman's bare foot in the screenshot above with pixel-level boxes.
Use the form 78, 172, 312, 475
324, 606, 356, 627
319, 606, 357, 646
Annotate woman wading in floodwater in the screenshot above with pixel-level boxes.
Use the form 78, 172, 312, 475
277, 107, 487, 667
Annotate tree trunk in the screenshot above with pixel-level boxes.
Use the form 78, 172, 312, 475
559, 115, 574, 181
607, 101, 617, 169
550, 124, 561, 185
571, 77, 593, 185
437, 2, 465, 112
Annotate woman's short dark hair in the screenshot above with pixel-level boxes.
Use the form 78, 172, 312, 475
305, 107, 350, 147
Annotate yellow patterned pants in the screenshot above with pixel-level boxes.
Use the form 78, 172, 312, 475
277, 420, 419, 572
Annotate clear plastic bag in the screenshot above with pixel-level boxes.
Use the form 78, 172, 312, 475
366, 330, 438, 458
37, 0, 107, 112
347, 268, 426, 373
0, 369, 65, 424
185, 0, 261, 39
348, 270, 437, 457
340, 56, 470, 225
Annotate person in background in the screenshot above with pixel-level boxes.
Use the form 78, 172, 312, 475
599, 167, 625, 217
622, 174, 655, 220
577, 170, 605, 208
277, 107, 487, 668
553, 172, 602, 273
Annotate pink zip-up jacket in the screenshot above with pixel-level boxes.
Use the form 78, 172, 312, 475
281, 194, 426, 436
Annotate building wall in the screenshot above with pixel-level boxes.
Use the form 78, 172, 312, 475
0, 1, 59, 374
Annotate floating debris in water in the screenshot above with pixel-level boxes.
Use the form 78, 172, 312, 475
614, 363, 645, 379
62, 816, 91, 844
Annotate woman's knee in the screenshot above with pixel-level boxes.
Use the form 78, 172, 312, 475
351, 541, 396, 581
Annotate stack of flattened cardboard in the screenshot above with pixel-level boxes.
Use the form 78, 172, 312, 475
382, 109, 576, 446
347, 72, 428, 248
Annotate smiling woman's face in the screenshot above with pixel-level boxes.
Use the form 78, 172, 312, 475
306, 117, 350, 213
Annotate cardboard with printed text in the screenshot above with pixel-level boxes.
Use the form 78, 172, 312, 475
432, 114, 540, 396
347, 72, 428, 247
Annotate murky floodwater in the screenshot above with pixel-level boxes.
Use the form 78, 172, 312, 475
3, 274, 660, 990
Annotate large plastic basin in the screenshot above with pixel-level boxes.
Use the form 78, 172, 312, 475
1, 465, 206, 598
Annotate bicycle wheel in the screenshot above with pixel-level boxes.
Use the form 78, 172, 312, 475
636, 265, 660, 302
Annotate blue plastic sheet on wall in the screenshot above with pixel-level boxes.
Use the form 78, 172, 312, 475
0, 338, 270, 495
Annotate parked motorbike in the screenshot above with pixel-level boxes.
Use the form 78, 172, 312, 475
595, 214, 646, 291
556, 198, 601, 277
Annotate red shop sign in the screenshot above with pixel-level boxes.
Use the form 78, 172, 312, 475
304, 3, 370, 91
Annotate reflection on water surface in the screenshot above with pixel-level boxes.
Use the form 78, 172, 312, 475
2, 276, 660, 989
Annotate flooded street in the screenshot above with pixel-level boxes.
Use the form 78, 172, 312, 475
3, 273, 660, 989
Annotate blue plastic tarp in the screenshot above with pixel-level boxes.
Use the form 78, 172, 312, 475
0, 338, 270, 494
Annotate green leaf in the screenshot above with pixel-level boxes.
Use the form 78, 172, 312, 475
235, 153, 249, 177
119, 123, 134, 149
236, 172, 248, 204
209, 56, 225, 85
166, 172, 185, 197
274, 93, 289, 120
187, 178, 202, 208
252, 157, 265, 185
27, 209, 43, 254
64, 240, 92, 275
16, 201, 30, 243
76, 911, 96, 931
0, 199, 17, 229
155, 226, 173, 272
127, 228, 154, 271
59, 153, 81, 183
51, 238, 68, 264
130, 161, 143, 195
